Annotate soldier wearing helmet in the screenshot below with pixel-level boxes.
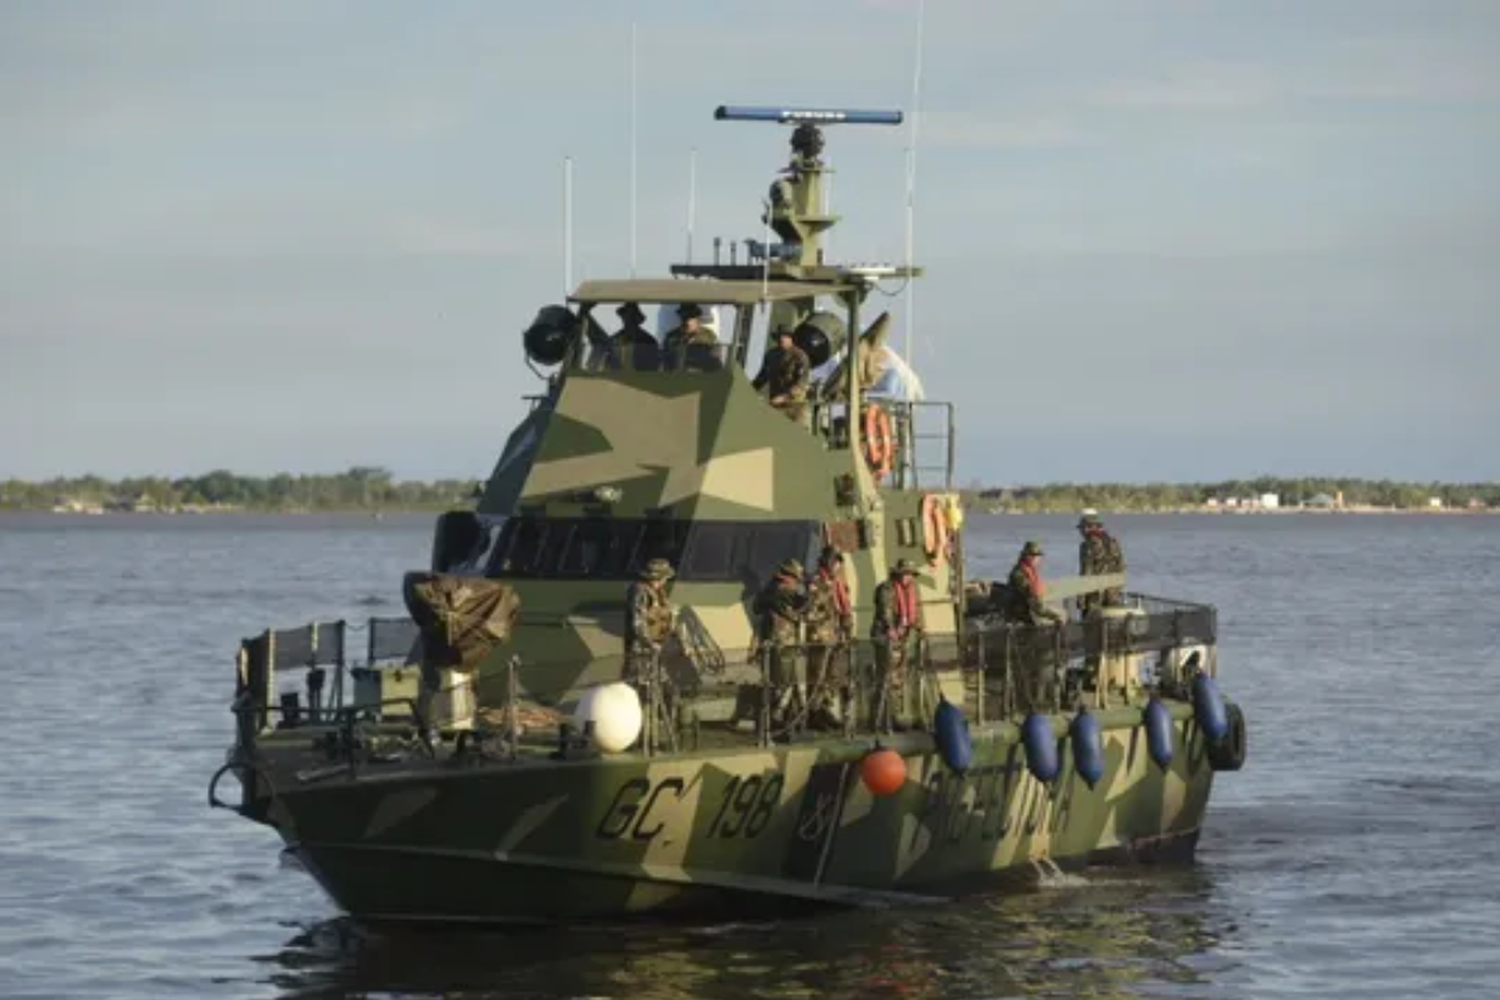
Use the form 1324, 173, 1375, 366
623, 558, 677, 684
751, 557, 810, 733
1076, 509, 1126, 614
871, 558, 925, 731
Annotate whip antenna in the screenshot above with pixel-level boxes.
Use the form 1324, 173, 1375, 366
686, 148, 697, 262
563, 156, 573, 295
629, 21, 638, 276
903, 0, 927, 361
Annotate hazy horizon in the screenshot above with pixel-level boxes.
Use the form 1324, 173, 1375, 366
7, 467, 1497, 491
3, 1, 1496, 483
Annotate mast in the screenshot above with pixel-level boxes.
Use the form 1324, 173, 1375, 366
712, 106, 903, 271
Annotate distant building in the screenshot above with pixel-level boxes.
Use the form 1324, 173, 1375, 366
1428, 497, 1444, 509
1306, 492, 1336, 509
1260, 493, 1280, 510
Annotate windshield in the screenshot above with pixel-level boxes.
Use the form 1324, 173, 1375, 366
483, 516, 820, 588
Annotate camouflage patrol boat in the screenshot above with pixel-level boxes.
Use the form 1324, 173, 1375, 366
210, 104, 1247, 924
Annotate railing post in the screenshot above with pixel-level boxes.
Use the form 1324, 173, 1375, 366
1096, 613, 1108, 710
506, 654, 521, 760
975, 629, 987, 725
945, 402, 955, 490
262, 628, 276, 735
758, 645, 772, 748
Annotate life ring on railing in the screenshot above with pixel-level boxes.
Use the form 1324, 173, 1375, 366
921, 494, 949, 565
862, 404, 895, 479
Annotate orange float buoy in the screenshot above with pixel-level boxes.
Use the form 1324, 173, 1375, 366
860, 747, 907, 797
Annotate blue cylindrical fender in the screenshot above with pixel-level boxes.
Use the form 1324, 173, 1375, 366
1069, 709, 1105, 789
1192, 673, 1230, 742
933, 697, 973, 774
1021, 712, 1059, 784
1144, 696, 1175, 772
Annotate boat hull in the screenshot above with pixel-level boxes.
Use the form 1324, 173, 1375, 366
246, 701, 1216, 924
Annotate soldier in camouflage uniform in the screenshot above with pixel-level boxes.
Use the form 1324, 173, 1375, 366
802, 546, 853, 730
1076, 510, 1125, 614
751, 558, 809, 733
623, 558, 676, 685
1002, 540, 1064, 710
1003, 541, 1061, 627
662, 303, 721, 372
871, 558, 925, 731
605, 301, 661, 371
751, 326, 811, 423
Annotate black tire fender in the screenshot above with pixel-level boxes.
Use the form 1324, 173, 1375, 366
1207, 701, 1247, 772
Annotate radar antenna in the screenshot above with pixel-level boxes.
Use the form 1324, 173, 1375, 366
712, 106, 904, 271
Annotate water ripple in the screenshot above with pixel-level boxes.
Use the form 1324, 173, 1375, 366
1, 511, 1497, 998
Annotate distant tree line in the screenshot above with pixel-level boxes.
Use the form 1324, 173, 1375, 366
3, 469, 1495, 514
960, 477, 1499, 512
0, 466, 480, 512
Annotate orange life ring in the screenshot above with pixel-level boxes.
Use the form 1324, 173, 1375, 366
921, 493, 949, 564
862, 404, 895, 479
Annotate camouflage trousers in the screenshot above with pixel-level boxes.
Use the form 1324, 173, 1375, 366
1077, 587, 1124, 616
622, 643, 654, 685
765, 645, 806, 726
873, 633, 926, 730
1005, 626, 1063, 713
804, 638, 848, 726
624, 642, 679, 743
624, 643, 677, 703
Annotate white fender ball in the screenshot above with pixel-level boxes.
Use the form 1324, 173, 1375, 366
573, 682, 643, 753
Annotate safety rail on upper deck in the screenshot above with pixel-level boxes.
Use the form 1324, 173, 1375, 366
233, 615, 421, 735
229, 592, 1217, 773
825, 399, 953, 490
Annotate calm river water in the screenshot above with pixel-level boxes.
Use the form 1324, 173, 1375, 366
0, 511, 1496, 999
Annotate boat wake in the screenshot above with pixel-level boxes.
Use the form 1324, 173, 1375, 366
1031, 857, 1090, 889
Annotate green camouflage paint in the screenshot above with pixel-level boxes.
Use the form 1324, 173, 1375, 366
213, 105, 1240, 924
245, 701, 1214, 922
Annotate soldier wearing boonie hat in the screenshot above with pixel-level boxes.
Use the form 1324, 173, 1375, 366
623, 558, 676, 684
871, 557, 926, 731
752, 557, 810, 734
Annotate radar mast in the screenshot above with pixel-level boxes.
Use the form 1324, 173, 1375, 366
670, 106, 923, 286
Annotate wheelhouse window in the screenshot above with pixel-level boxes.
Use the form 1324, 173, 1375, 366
433, 511, 507, 575
482, 516, 818, 585
677, 521, 820, 587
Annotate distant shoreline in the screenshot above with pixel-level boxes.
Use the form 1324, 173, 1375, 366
9, 505, 1496, 518
980, 506, 1497, 516
5, 469, 1495, 516
2, 505, 443, 516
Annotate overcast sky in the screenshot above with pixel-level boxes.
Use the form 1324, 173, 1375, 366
2, 0, 1496, 484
